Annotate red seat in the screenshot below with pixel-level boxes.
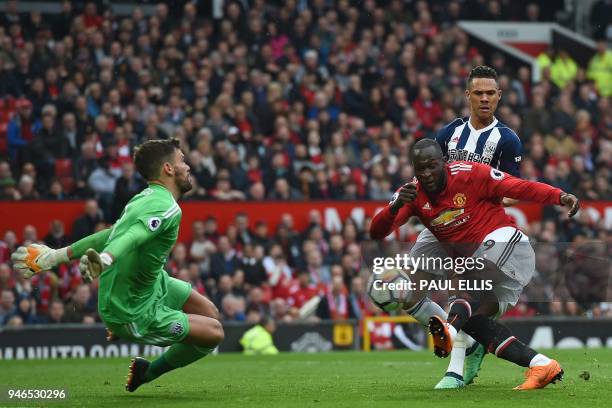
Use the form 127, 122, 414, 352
59, 177, 75, 194
54, 159, 73, 178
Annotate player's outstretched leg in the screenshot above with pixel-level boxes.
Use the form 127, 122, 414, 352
462, 315, 563, 390
126, 314, 224, 392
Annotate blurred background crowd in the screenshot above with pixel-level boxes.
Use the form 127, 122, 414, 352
0, 0, 610, 327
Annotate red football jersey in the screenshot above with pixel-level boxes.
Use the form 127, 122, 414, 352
370, 161, 563, 254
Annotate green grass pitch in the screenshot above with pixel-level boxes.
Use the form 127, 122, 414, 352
1, 349, 610, 407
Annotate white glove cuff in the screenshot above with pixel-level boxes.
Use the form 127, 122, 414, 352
100, 252, 113, 267
56, 247, 70, 264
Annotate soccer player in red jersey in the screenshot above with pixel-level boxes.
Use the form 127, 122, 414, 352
370, 139, 579, 390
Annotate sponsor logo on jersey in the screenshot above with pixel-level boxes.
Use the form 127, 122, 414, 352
490, 169, 505, 180
148, 217, 162, 231
515, 156, 522, 162
453, 193, 467, 207
422, 202, 431, 210
430, 208, 465, 227
170, 321, 184, 336
448, 149, 493, 165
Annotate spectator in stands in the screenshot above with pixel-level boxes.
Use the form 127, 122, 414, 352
63, 284, 96, 323
241, 244, 267, 288
44, 298, 66, 324
550, 50, 578, 90
288, 269, 318, 312
0, 161, 14, 186
587, 40, 612, 97
17, 174, 39, 199
110, 162, 146, 221
221, 293, 246, 321
22, 224, 38, 245
30, 110, 70, 180
209, 236, 241, 280
316, 275, 352, 320
71, 199, 104, 241
188, 220, 215, 266
43, 220, 69, 249
7, 98, 39, 162
348, 276, 368, 320
0, 263, 12, 292
3, 294, 39, 325
0, 289, 16, 324
88, 156, 120, 219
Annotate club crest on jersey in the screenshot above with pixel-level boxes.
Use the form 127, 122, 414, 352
430, 208, 465, 227
389, 192, 399, 205
170, 321, 184, 335
453, 193, 467, 207
490, 169, 505, 180
148, 217, 162, 231
483, 142, 496, 158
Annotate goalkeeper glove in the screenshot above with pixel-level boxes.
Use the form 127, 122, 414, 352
79, 249, 113, 283
11, 244, 70, 278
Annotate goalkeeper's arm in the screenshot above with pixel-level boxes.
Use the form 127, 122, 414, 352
11, 228, 112, 278
69, 228, 112, 258
82, 222, 155, 280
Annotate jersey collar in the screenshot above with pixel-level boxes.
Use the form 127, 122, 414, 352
149, 182, 177, 203
468, 116, 498, 134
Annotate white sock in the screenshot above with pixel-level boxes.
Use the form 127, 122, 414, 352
446, 331, 468, 378
447, 323, 458, 342
406, 297, 447, 327
464, 334, 476, 348
529, 354, 552, 368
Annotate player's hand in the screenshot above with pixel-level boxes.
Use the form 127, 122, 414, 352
501, 197, 519, 207
79, 249, 113, 283
560, 193, 579, 218
389, 182, 417, 213
11, 244, 61, 278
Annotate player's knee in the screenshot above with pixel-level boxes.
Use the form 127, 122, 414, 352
209, 303, 220, 320
210, 319, 224, 345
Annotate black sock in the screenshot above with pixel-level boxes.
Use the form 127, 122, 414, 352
447, 298, 472, 332
462, 315, 538, 367
496, 338, 537, 367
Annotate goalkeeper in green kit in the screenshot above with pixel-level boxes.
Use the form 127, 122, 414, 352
11, 138, 224, 392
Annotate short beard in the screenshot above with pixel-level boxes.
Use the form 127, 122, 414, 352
178, 177, 193, 195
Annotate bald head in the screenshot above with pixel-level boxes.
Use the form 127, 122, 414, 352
410, 138, 444, 163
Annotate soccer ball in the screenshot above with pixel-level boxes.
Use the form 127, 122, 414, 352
367, 268, 412, 312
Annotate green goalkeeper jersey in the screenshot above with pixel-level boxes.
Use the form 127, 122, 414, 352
98, 183, 182, 324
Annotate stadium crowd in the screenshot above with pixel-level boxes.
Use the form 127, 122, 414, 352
0, 0, 610, 326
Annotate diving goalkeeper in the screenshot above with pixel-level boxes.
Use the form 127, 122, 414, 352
11, 138, 224, 392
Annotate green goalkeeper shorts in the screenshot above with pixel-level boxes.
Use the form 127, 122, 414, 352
106, 277, 192, 346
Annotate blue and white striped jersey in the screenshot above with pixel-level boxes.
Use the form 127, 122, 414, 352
435, 117, 523, 177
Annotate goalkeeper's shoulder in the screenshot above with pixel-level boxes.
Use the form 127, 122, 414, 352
128, 187, 179, 218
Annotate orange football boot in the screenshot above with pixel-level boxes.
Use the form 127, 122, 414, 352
514, 360, 563, 390
428, 315, 453, 358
